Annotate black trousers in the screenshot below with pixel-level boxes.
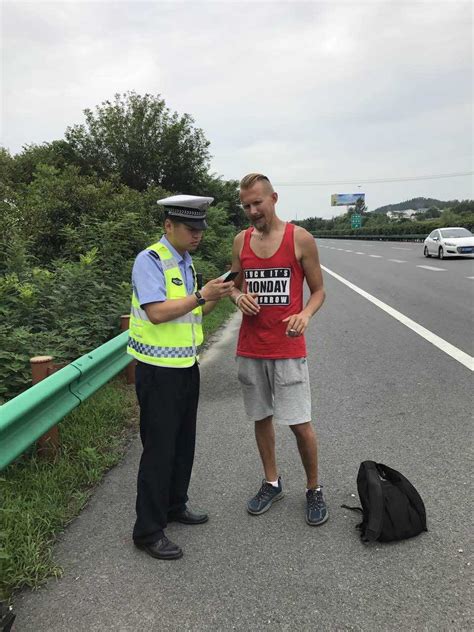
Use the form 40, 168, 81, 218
133, 361, 200, 544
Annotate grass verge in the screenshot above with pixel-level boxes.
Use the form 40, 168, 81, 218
1, 380, 136, 600
202, 298, 236, 339
1, 302, 235, 601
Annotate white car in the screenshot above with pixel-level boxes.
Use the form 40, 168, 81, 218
423, 227, 474, 259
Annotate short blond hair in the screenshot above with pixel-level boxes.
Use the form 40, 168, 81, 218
240, 173, 274, 193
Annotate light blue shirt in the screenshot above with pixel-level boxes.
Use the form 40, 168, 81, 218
132, 235, 195, 307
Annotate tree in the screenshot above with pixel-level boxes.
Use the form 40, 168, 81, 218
353, 197, 367, 215
418, 207, 441, 220
0, 148, 28, 275
363, 212, 390, 228
11, 141, 79, 185
65, 92, 211, 193
200, 175, 245, 229
451, 200, 474, 215
0, 147, 15, 186
16, 163, 168, 266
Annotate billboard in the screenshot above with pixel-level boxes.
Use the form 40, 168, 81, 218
331, 193, 365, 206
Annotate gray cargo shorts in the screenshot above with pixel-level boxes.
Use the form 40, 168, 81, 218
236, 356, 312, 425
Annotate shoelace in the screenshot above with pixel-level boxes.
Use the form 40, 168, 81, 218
256, 482, 275, 500
307, 490, 324, 509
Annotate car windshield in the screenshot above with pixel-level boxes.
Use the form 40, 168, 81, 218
440, 228, 472, 239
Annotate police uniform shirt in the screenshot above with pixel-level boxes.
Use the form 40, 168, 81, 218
132, 235, 195, 308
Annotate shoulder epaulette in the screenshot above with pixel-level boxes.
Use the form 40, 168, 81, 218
147, 250, 161, 260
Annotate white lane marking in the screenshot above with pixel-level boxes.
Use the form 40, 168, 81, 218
417, 265, 447, 272
467, 276, 474, 280
369, 254, 382, 258
388, 259, 407, 263
355, 252, 365, 255
344, 249, 353, 252
392, 247, 412, 250
321, 265, 473, 371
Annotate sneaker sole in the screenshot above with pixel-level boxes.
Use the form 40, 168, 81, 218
305, 511, 329, 527
247, 491, 285, 515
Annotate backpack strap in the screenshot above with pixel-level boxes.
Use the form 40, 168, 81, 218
380, 464, 427, 530
364, 462, 384, 541
341, 505, 363, 513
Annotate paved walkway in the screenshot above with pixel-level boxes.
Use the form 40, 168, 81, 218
13, 303, 472, 631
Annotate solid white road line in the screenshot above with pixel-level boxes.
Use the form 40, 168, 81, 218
388, 259, 407, 263
392, 247, 412, 250
321, 265, 474, 371
369, 254, 382, 258
417, 265, 447, 272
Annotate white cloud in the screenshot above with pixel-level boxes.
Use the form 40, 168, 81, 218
1, 0, 472, 218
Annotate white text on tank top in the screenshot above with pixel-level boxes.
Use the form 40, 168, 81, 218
244, 267, 291, 306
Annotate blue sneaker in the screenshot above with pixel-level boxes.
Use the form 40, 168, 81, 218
247, 478, 284, 515
306, 487, 329, 526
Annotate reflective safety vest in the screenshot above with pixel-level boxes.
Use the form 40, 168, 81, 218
127, 241, 203, 368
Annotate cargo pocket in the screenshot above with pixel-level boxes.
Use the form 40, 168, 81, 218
237, 361, 256, 386
275, 359, 305, 387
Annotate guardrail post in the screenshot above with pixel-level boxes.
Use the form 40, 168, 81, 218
30, 356, 60, 458
120, 315, 136, 385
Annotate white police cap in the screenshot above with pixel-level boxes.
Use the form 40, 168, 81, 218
157, 194, 214, 230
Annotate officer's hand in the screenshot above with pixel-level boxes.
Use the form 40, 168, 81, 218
201, 278, 234, 302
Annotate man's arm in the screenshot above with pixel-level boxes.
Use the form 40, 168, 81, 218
282, 228, 325, 336
230, 231, 260, 315
229, 231, 244, 296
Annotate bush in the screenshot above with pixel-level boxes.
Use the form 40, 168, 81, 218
0, 248, 132, 402
0, 167, 237, 401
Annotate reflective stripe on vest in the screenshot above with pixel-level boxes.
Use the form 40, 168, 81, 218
130, 305, 201, 325
127, 241, 203, 368
128, 339, 203, 358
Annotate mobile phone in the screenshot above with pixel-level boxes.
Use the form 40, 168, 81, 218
219, 270, 239, 282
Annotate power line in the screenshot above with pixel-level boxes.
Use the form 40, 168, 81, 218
273, 171, 474, 187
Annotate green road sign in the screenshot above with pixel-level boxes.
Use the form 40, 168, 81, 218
351, 214, 362, 229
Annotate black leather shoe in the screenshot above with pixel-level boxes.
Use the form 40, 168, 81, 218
135, 536, 183, 560
168, 507, 209, 525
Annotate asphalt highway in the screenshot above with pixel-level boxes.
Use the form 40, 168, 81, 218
319, 238, 474, 356
13, 239, 473, 631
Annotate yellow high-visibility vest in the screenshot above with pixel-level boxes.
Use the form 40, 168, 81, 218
127, 241, 203, 368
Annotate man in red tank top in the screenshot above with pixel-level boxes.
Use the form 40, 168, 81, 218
230, 173, 328, 526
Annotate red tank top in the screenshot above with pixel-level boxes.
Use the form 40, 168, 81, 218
237, 222, 307, 359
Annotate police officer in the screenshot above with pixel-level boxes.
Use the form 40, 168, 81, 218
128, 195, 234, 560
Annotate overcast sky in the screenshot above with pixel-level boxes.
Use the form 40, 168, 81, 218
1, 0, 472, 219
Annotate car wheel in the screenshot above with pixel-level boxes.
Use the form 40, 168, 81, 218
424, 246, 431, 258
438, 247, 444, 259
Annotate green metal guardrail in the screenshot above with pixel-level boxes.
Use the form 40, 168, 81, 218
0, 331, 132, 470
313, 234, 427, 241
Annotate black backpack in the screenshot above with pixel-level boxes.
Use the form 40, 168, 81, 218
343, 461, 428, 543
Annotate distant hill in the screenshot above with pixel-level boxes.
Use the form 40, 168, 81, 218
370, 197, 458, 214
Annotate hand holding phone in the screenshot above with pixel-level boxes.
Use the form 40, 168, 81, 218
201, 276, 235, 301
218, 270, 239, 282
